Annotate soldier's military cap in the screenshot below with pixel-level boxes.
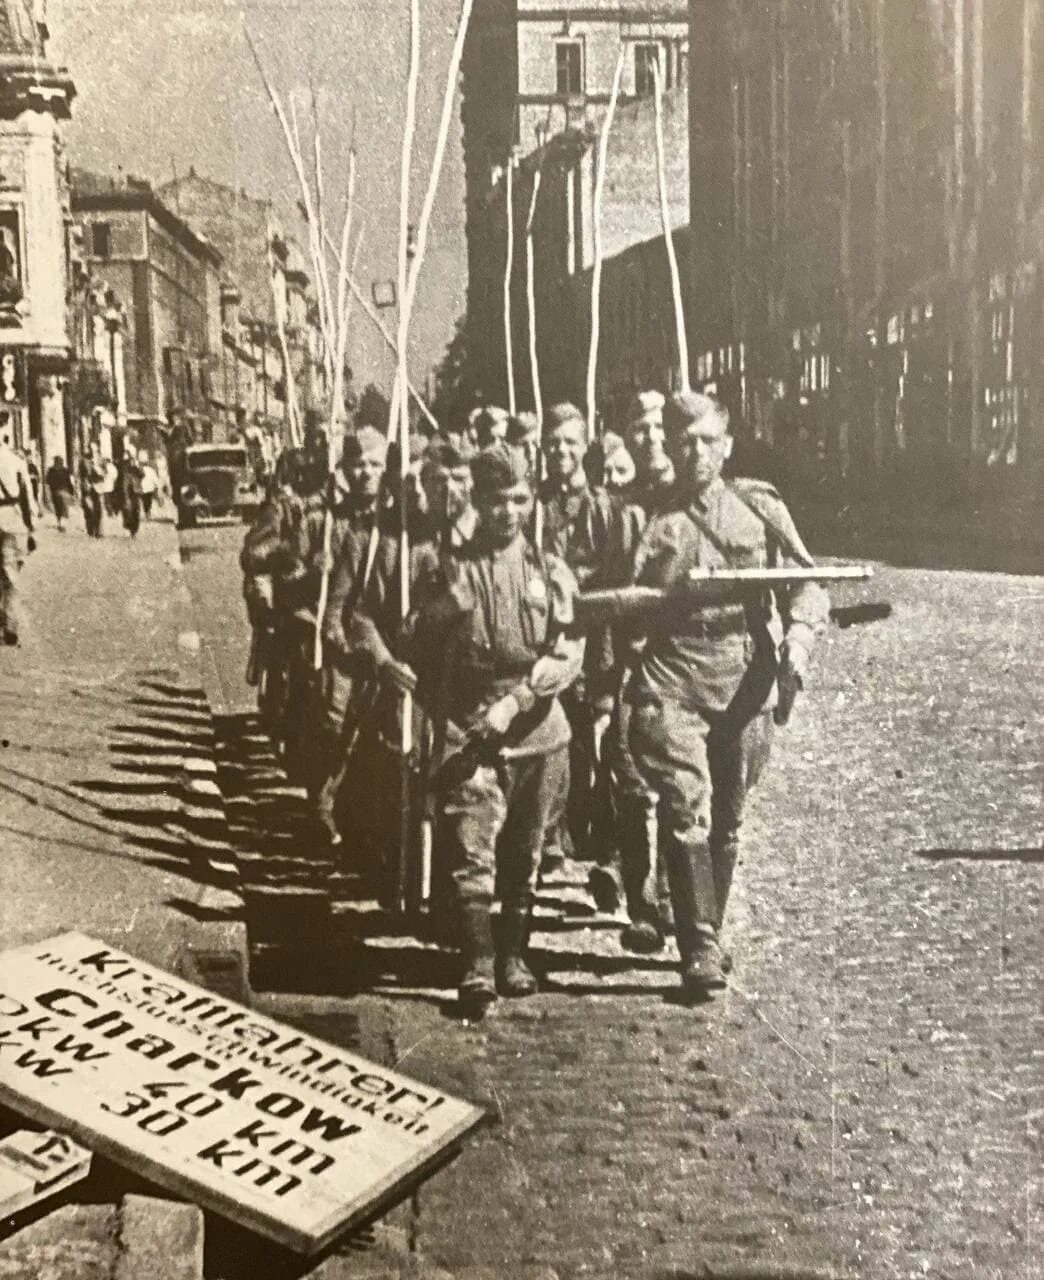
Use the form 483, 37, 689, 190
470, 442, 532, 493
662, 389, 730, 435
545, 401, 586, 432
627, 389, 665, 423
340, 424, 388, 463
507, 410, 539, 443
422, 436, 471, 474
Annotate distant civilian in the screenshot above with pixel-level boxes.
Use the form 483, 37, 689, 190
45, 455, 74, 531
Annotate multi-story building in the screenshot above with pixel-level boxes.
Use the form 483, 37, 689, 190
687, 0, 1042, 488
462, 1, 688, 419
0, 0, 75, 462
159, 169, 328, 440
70, 170, 223, 454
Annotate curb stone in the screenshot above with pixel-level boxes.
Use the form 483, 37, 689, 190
115, 1195, 204, 1280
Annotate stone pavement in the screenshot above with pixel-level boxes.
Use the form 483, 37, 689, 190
0, 512, 230, 975
180, 526, 1041, 1280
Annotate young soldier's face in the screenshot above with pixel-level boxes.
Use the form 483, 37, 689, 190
628, 412, 671, 480
345, 444, 386, 499
675, 412, 733, 491
604, 446, 636, 492
477, 480, 532, 545
423, 464, 472, 522
546, 419, 586, 481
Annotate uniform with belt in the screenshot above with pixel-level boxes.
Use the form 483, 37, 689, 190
628, 391, 829, 997
408, 443, 583, 1008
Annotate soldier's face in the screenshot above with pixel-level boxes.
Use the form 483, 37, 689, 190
423, 464, 472, 522
546, 420, 586, 481
675, 413, 733, 490
604, 446, 636, 492
477, 480, 532, 545
345, 445, 386, 498
628, 412, 670, 479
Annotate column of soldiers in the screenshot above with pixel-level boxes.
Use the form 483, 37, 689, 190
242, 389, 828, 1013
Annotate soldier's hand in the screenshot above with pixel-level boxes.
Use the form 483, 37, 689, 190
779, 636, 809, 687
471, 694, 519, 740
380, 658, 417, 695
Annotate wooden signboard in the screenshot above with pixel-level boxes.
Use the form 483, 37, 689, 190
0, 933, 486, 1253
0, 1130, 92, 1216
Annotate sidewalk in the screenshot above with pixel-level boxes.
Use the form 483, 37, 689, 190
0, 511, 225, 969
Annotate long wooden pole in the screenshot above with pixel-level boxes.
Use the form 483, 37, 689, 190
526, 166, 545, 546
652, 59, 689, 391
386, 0, 476, 442
392, 0, 421, 915
586, 51, 625, 437
313, 151, 358, 671
503, 152, 517, 415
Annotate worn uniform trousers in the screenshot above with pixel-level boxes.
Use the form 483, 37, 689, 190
630, 703, 773, 934
439, 747, 569, 911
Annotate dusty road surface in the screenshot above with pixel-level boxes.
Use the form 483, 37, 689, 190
181, 523, 1041, 1280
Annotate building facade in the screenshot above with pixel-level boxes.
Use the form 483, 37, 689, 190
462, 1, 688, 416
70, 170, 223, 455
159, 170, 328, 442
687, 0, 1042, 493
0, 0, 75, 463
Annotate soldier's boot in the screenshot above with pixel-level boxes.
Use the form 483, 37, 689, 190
710, 834, 739, 976
618, 799, 665, 954
665, 840, 726, 1000
495, 899, 538, 998
457, 900, 497, 1013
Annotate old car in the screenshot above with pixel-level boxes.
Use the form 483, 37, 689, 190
177, 443, 261, 528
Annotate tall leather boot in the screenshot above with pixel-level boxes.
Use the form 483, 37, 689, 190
711, 834, 740, 932
664, 839, 726, 999
618, 798, 665, 953
458, 899, 497, 1012
496, 898, 538, 997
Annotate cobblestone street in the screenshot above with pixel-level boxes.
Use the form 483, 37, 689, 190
181, 525, 1041, 1280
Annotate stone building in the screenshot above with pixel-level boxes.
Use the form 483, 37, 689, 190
159, 169, 328, 440
462, 0, 689, 421
70, 170, 223, 455
687, 0, 1042, 490
0, 0, 75, 462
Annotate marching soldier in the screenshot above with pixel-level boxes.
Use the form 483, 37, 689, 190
626, 390, 829, 999
416, 437, 476, 549
294, 426, 391, 845
240, 438, 326, 747
586, 390, 674, 928
537, 403, 616, 867
397, 443, 584, 1012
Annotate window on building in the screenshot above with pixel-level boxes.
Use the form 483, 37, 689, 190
91, 221, 111, 259
555, 39, 583, 96
634, 42, 670, 96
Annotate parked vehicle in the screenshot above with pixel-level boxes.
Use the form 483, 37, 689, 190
177, 443, 261, 528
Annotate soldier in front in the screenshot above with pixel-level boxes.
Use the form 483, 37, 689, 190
404, 443, 583, 1013
627, 390, 829, 1000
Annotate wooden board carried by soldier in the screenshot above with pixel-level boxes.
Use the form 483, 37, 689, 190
0, 932, 486, 1253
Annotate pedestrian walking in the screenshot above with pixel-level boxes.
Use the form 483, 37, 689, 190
0, 414, 37, 646
44, 455, 74, 531
80, 449, 106, 537
101, 457, 119, 518
119, 453, 143, 538
626, 390, 830, 1000
138, 453, 159, 519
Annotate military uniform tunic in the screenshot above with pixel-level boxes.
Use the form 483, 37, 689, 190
409, 533, 582, 908
628, 476, 829, 932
